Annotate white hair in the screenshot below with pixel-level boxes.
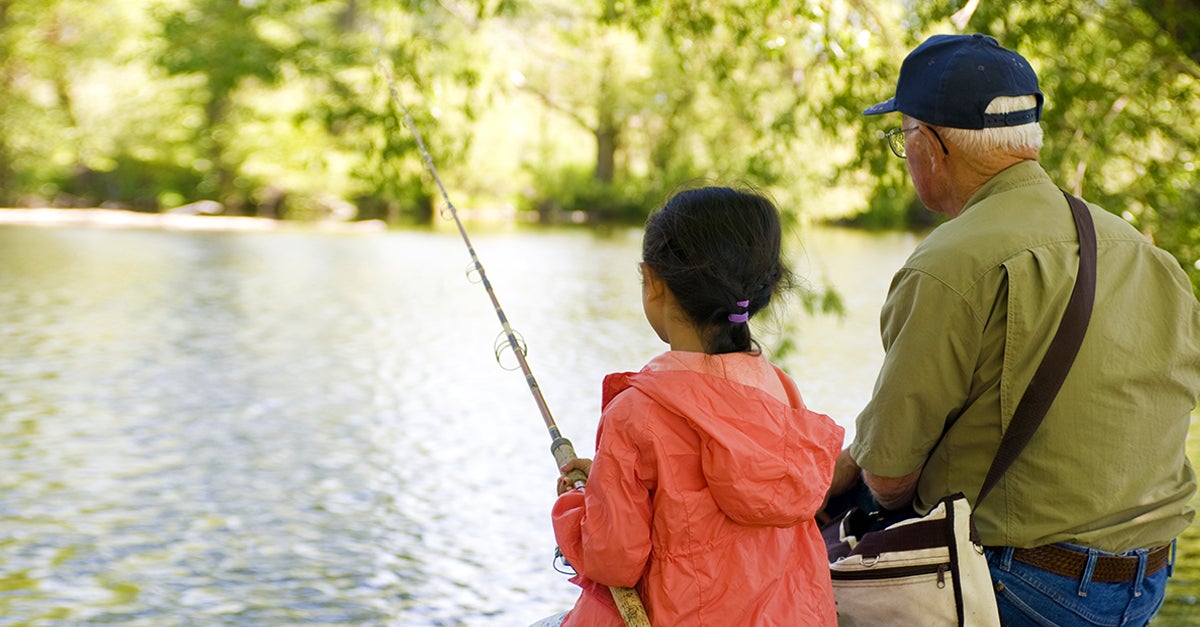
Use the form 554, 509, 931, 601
937, 95, 1044, 154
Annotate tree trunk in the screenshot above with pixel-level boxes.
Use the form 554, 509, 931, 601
338, 0, 357, 32
0, 0, 12, 206
205, 93, 240, 214
595, 127, 616, 184
593, 55, 618, 184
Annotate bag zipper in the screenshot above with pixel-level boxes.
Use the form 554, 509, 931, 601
831, 562, 949, 587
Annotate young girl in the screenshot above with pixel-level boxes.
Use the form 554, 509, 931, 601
548, 186, 844, 625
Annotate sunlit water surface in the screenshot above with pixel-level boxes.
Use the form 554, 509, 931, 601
0, 224, 1195, 625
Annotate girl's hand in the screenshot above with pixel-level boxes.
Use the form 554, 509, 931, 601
556, 458, 592, 495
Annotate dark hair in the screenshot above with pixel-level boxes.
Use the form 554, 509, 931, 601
642, 186, 793, 355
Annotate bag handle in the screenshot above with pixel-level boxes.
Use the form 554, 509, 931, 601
974, 191, 1097, 509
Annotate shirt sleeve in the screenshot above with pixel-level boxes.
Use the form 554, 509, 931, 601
849, 267, 984, 477
550, 393, 654, 587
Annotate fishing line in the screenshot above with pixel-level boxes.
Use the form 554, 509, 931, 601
375, 50, 650, 627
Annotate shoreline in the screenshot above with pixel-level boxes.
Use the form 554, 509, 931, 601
0, 207, 387, 233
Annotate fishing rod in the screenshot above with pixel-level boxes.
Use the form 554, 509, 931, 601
375, 52, 650, 627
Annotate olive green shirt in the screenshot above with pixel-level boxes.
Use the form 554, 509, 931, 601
849, 161, 1200, 551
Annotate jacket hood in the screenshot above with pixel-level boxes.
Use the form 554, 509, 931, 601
609, 369, 844, 527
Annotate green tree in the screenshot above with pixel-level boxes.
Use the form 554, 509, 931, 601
153, 0, 288, 213
503, 1, 899, 220
2, 0, 1197, 292
356, 1, 502, 223
0, 0, 19, 205
259, 0, 521, 224
0, 0, 131, 206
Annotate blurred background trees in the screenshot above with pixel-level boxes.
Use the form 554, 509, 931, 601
1, 0, 1197, 288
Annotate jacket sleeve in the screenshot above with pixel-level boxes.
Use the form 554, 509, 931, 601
551, 392, 654, 587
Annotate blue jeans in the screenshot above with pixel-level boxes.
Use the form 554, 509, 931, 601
985, 543, 1173, 626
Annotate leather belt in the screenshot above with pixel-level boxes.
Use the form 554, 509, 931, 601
1007, 543, 1171, 584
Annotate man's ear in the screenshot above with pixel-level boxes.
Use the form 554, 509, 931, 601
921, 125, 949, 168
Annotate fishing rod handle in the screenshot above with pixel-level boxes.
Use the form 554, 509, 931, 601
611, 586, 652, 627
550, 436, 588, 488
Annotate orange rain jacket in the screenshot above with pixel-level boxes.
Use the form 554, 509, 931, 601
551, 352, 844, 626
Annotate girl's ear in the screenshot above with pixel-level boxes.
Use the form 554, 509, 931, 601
641, 263, 666, 301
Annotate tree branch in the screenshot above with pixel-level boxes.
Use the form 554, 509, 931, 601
514, 82, 595, 132
951, 0, 981, 31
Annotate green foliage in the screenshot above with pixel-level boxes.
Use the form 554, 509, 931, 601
768, 282, 846, 363
154, 1, 284, 92
0, 0, 133, 205
1141, 161, 1200, 293
848, 184, 936, 231
519, 163, 659, 224
56, 155, 206, 211
357, 104, 437, 224
152, 0, 289, 209
0, 0, 1197, 295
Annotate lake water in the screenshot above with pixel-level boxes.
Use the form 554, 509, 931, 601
0, 222, 1196, 625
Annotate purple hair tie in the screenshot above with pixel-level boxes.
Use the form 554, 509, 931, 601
727, 300, 751, 323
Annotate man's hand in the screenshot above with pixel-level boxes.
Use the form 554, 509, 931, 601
863, 469, 920, 511
826, 448, 863, 501
823, 448, 920, 512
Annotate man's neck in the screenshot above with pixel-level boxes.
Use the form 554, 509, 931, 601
944, 151, 1038, 217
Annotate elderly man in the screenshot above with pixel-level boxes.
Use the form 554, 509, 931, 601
829, 33, 1200, 625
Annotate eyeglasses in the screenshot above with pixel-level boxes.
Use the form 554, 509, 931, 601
882, 125, 949, 159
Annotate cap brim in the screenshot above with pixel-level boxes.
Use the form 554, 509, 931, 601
863, 97, 898, 116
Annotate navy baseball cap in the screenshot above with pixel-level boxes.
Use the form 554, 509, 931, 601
863, 33, 1043, 129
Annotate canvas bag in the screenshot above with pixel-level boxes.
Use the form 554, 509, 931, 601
825, 191, 1097, 626
829, 493, 997, 626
